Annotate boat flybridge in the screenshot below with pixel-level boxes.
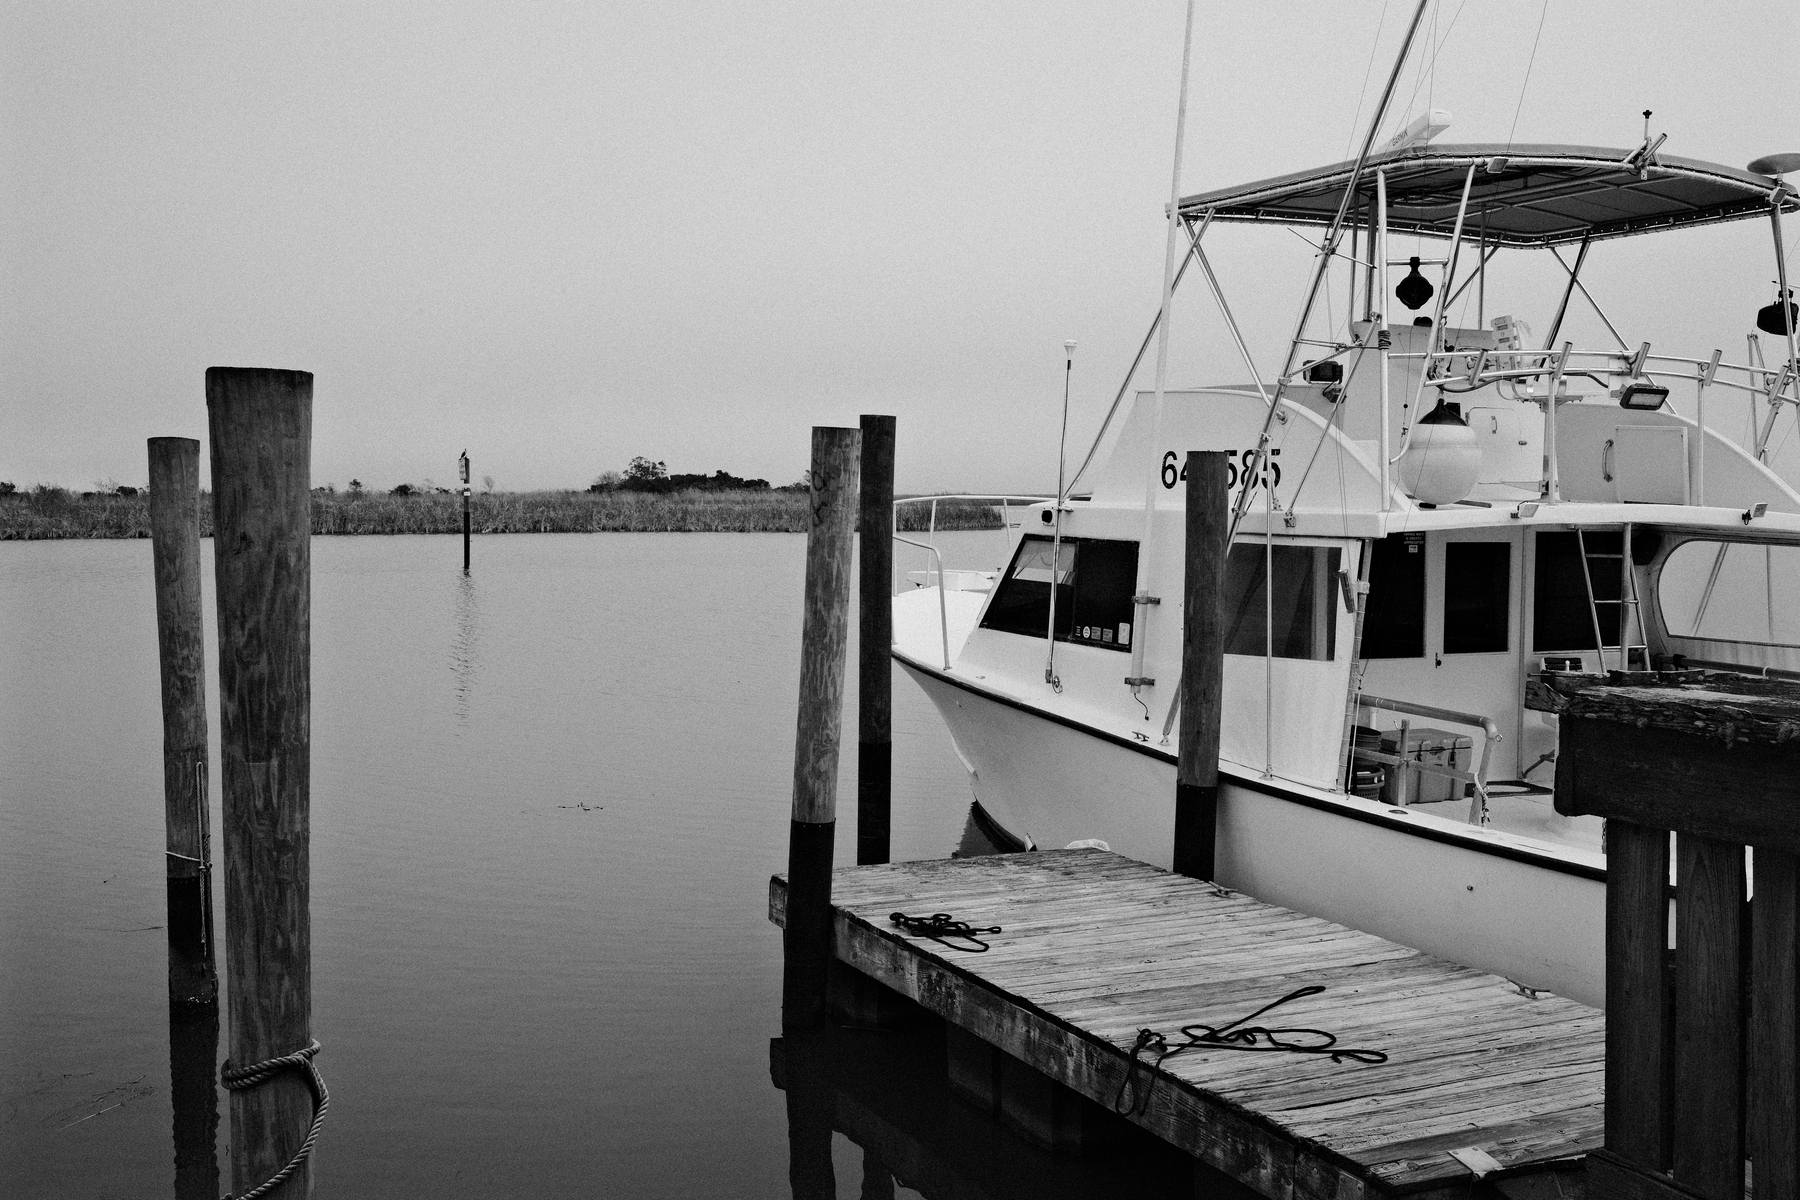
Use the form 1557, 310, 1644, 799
892, 138, 1800, 1008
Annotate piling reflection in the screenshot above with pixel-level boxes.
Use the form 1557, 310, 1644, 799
450, 570, 481, 722
771, 1022, 1218, 1200
167, 1002, 220, 1200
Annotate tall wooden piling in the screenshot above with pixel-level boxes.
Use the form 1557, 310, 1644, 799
1175, 451, 1227, 880
782, 425, 861, 1031
857, 414, 896, 866
207, 367, 317, 1193
148, 437, 218, 1007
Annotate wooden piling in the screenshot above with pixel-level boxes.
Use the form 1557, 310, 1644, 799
207, 367, 316, 1193
148, 437, 218, 1008
459, 450, 471, 573
857, 414, 896, 866
782, 425, 861, 1031
1175, 450, 1227, 880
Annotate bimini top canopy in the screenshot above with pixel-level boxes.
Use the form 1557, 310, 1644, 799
1176, 143, 1797, 247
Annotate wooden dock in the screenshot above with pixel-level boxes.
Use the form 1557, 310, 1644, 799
769, 848, 1604, 1200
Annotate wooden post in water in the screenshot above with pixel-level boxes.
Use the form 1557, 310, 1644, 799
782, 425, 861, 1031
207, 367, 317, 1194
459, 450, 471, 572
1174, 451, 1227, 880
857, 414, 896, 866
148, 437, 218, 1007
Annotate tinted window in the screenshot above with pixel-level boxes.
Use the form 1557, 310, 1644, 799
980, 536, 1139, 652
1362, 533, 1425, 658
1222, 544, 1342, 661
1443, 542, 1510, 653
1534, 531, 1621, 650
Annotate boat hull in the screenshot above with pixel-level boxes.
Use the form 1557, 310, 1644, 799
900, 654, 1608, 1007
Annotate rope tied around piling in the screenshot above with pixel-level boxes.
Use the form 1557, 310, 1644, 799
220, 1039, 329, 1199
1113, 986, 1388, 1115
889, 911, 1002, 952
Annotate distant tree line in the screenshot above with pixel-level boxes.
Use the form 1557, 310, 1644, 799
587, 456, 797, 495
2, 460, 801, 502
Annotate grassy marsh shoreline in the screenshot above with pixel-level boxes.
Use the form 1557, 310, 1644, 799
0, 489, 1015, 540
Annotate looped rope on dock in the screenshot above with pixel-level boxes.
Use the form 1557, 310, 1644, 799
220, 1039, 329, 1199
888, 911, 1002, 952
1112, 986, 1387, 1115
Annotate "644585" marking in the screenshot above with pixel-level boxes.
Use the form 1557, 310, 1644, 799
1161, 448, 1281, 491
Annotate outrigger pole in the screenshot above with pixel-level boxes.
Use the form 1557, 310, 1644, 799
1127, 0, 1198, 697
1224, 0, 1433, 539
1152, 0, 1432, 734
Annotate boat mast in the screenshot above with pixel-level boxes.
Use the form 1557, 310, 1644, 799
1126, 0, 1197, 699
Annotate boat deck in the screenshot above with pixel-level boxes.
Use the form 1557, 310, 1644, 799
769, 848, 1605, 1199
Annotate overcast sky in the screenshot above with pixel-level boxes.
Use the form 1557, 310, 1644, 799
3, 0, 1796, 494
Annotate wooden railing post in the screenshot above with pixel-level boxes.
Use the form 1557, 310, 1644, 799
1601, 819, 1671, 1168
857, 414, 896, 866
1673, 835, 1745, 1198
1175, 451, 1227, 880
1751, 850, 1799, 1200
207, 367, 316, 1193
782, 426, 861, 1031
148, 437, 217, 1009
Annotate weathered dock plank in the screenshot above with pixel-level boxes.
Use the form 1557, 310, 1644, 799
770, 849, 1604, 1198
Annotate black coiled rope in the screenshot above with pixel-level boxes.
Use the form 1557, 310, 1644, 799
889, 911, 1002, 952
1113, 986, 1387, 1115
220, 1039, 329, 1199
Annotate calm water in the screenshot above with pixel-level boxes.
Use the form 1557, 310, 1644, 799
0, 531, 1032, 1198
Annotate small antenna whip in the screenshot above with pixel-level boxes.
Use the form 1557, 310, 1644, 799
1046, 340, 1076, 689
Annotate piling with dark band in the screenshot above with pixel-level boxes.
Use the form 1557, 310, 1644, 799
1175, 450, 1227, 880
148, 437, 218, 1008
783, 425, 861, 1031
460, 450, 472, 572
857, 414, 896, 866
207, 367, 316, 1193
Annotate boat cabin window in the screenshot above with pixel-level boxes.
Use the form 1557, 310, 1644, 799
1659, 538, 1800, 645
981, 535, 1139, 651
1534, 532, 1621, 650
1362, 533, 1424, 658
1443, 542, 1510, 653
1223, 544, 1341, 661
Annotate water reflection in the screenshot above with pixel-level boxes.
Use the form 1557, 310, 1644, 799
450, 569, 480, 723
167, 1004, 219, 1200
770, 1025, 1211, 1200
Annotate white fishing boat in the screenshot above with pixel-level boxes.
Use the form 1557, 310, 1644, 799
890, 10, 1800, 1007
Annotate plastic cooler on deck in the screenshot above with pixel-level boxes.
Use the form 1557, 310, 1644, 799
1378, 726, 1474, 806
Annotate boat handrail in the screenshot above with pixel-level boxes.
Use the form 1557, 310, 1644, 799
893, 492, 1046, 565
1282, 344, 1799, 407
892, 494, 1051, 505
892, 533, 951, 670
